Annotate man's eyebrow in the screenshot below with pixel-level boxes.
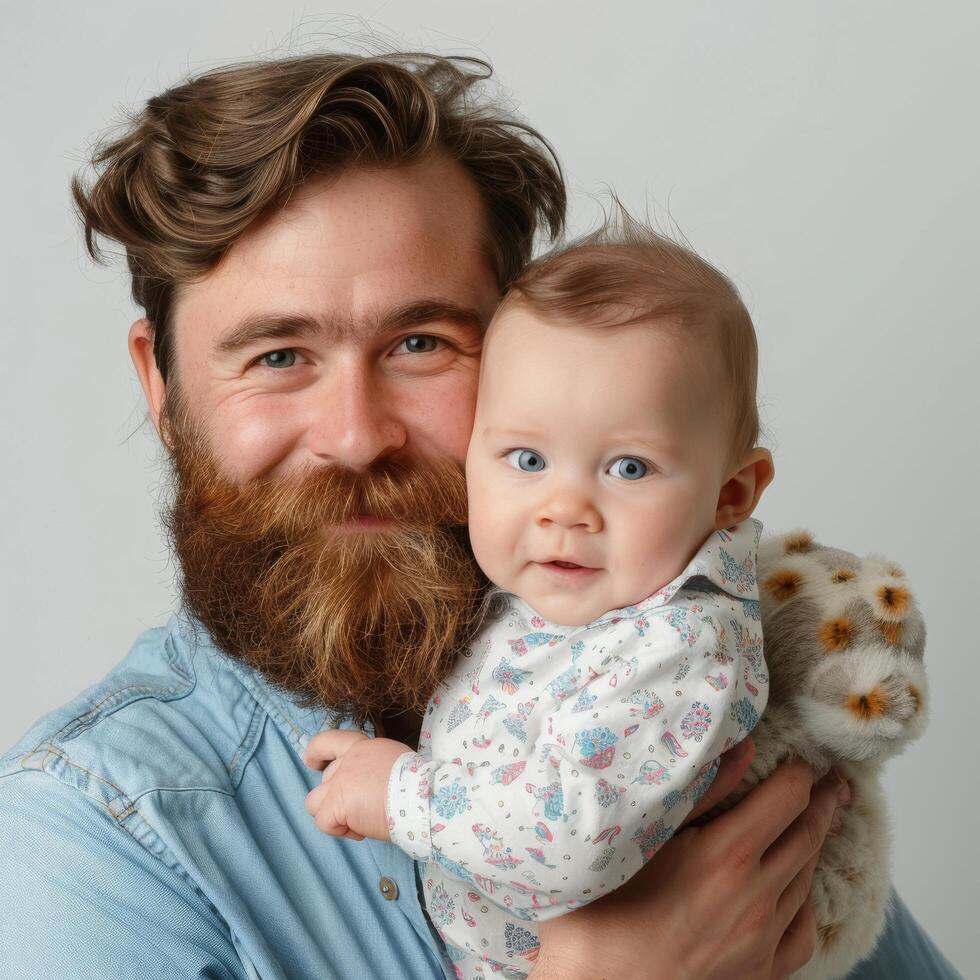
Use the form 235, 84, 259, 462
215, 314, 320, 354
214, 301, 488, 355
381, 300, 488, 336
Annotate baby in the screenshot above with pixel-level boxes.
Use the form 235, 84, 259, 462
305, 217, 775, 978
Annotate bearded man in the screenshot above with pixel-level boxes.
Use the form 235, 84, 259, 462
0, 53, 957, 979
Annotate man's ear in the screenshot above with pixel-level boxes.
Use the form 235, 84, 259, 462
714, 448, 775, 529
129, 318, 168, 442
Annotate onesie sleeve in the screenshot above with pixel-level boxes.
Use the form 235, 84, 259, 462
387, 591, 766, 920
387, 749, 435, 857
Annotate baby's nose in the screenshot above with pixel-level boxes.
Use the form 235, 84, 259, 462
535, 492, 603, 533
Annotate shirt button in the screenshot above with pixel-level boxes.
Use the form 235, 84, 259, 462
379, 876, 399, 901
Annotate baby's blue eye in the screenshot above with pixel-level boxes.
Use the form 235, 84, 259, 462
609, 457, 648, 480
260, 350, 296, 369
506, 449, 547, 472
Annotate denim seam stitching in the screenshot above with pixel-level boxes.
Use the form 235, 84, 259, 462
14, 744, 237, 817
23, 676, 193, 756
228, 701, 266, 789
221, 657, 307, 745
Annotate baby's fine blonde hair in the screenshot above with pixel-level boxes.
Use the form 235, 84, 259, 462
499, 204, 762, 467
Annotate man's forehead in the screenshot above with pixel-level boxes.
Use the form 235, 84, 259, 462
209, 178, 487, 282
170, 159, 502, 348
238, 157, 486, 254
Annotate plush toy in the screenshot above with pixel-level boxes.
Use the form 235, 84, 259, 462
745, 530, 929, 979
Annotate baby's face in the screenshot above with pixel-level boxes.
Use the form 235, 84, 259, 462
466, 305, 734, 626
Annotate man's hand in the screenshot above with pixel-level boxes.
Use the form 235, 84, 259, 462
303, 731, 412, 842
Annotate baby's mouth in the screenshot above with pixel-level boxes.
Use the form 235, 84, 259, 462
535, 559, 601, 578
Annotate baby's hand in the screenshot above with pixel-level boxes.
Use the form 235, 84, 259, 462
303, 730, 411, 842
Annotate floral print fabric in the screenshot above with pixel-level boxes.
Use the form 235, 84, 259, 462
387, 519, 767, 978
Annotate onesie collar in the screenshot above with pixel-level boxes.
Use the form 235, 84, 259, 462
628, 516, 763, 613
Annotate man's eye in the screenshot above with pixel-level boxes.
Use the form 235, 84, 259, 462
400, 335, 441, 354
506, 449, 547, 472
608, 456, 649, 480
259, 349, 297, 369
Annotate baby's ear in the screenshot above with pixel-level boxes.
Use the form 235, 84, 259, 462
714, 448, 774, 528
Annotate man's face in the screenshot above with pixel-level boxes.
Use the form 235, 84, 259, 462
147, 155, 502, 722
170, 153, 500, 481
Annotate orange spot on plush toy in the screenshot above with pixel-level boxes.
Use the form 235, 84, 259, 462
879, 620, 903, 645
763, 569, 802, 601
875, 584, 910, 619
819, 617, 853, 652
784, 530, 814, 554
846, 688, 890, 719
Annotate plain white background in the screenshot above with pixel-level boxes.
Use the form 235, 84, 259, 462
1, 2, 976, 972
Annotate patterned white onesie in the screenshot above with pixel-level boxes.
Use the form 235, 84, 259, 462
387, 519, 767, 979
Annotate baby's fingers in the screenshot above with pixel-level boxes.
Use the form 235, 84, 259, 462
304, 729, 368, 771
310, 796, 350, 838
305, 782, 330, 815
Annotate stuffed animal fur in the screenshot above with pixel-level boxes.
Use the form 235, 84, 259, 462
745, 530, 929, 979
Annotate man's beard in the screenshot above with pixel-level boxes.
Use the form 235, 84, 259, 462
162, 403, 490, 727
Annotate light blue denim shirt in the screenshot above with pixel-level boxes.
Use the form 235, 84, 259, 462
0, 612, 452, 979
0, 613, 961, 979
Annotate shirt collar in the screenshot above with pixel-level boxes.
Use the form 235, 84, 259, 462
627, 516, 763, 615
169, 610, 345, 748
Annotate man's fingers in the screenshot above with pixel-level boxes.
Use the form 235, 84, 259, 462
711, 758, 817, 858
682, 736, 755, 826
773, 849, 820, 938
304, 730, 367, 770
771, 894, 817, 979
762, 770, 847, 892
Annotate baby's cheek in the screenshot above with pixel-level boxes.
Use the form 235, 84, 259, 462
467, 487, 518, 590
469, 517, 505, 586
623, 525, 687, 596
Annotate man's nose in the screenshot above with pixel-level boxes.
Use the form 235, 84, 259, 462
306, 368, 407, 469
535, 489, 603, 533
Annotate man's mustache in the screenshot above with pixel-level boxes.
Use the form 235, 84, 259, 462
175, 452, 471, 543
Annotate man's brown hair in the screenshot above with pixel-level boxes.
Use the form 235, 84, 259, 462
73, 52, 566, 381
501, 207, 762, 465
